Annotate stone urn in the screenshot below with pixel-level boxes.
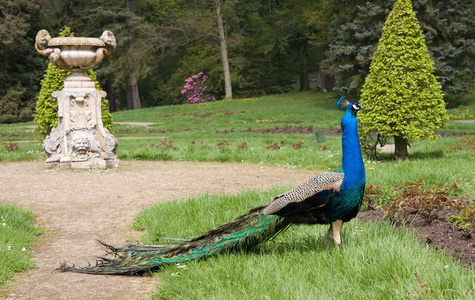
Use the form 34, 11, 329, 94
36, 30, 119, 169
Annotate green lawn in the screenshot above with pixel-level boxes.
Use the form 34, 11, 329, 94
1, 91, 474, 173
0, 204, 43, 289
136, 189, 475, 300
0, 90, 474, 296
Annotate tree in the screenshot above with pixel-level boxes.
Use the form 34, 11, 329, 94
358, 0, 448, 161
215, 0, 232, 99
125, 0, 141, 110
33, 0, 335, 107
0, 0, 43, 123
260, 0, 327, 92
306, 0, 337, 92
328, 0, 474, 101
327, 1, 389, 98
414, 0, 475, 99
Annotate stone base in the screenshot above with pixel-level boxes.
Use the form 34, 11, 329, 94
42, 70, 119, 170
105, 158, 119, 169
46, 156, 119, 170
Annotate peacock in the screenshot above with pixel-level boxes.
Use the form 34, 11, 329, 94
60, 97, 366, 275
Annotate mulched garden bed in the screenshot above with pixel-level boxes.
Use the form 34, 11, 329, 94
224, 125, 469, 137
358, 208, 475, 268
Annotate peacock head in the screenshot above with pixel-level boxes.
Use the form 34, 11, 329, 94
337, 97, 365, 117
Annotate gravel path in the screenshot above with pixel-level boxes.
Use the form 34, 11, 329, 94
0, 161, 316, 299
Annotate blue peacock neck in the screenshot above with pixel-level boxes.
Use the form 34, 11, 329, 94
340, 107, 366, 191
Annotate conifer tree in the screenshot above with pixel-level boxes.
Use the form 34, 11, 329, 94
34, 27, 112, 137
0, 0, 43, 123
328, 0, 474, 100
358, 0, 448, 160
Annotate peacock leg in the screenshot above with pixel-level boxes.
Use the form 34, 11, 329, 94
326, 224, 333, 249
330, 220, 343, 250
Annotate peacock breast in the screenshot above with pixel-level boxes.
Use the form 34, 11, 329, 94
327, 186, 365, 222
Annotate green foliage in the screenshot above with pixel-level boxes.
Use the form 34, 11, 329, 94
34, 63, 69, 136
444, 136, 475, 155
0, 0, 44, 124
328, 0, 475, 99
29, 0, 475, 108
0, 204, 44, 288
414, 0, 475, 98
362, 184, 385, 210
358, 0, 449, 156
447, 202, 475, 238
327, 1, 388, 97
382, 180, 460, 224
167, 43, 224, 105
34, 27, 113, 137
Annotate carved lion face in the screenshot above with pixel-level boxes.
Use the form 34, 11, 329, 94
73, 136, 90, 154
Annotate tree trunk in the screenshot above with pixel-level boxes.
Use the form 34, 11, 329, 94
127, 82, 140, 110
216, 0, 232, 99
299, 38, 310, 91
317, 70, 335, 93
125, 0, 141, 110
107, 73, 117, 112
394, 135, 409, 161
317, 53, 335, 92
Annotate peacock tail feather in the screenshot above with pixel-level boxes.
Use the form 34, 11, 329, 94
59, 205, 291, 275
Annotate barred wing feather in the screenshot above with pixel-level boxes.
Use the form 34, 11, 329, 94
263, 171, 344, 216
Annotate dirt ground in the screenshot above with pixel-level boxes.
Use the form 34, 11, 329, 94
0, 160, 316, 300
358, 208, 475, 268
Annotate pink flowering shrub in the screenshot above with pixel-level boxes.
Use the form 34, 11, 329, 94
180, 72, 216, 104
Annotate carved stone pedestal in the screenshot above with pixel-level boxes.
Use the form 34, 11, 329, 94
43, 71, 118, 169
36, 30, 119, 169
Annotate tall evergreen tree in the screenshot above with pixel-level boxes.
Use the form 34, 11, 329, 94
328, 0, 474, 101
414, 0, 475, 99
358, 0, 448, 160
0, 0, 43, 123
125, 0, 141, 110
267, 0, 328, 92
327, 1, 391, 97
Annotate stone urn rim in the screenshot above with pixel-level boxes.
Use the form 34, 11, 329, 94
35, 29, 116, 70
47, 37, 106, 47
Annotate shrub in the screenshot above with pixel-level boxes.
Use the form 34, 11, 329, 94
382, 180, 459, 224
150, 139, 177, 151
266, 140, 285, 150
2, 142, 19, 152
447, 202, 475, 238
237, 142, 249, 150
215, 141, 230, 148
358, 0, 448, 160
363, 185, 384, 210
180, 72, 216, 104
189, 139, 207, 149
292, 141, 304, 150
444, 136, 475, 154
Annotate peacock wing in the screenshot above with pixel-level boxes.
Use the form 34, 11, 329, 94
263, 171, 344, 216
